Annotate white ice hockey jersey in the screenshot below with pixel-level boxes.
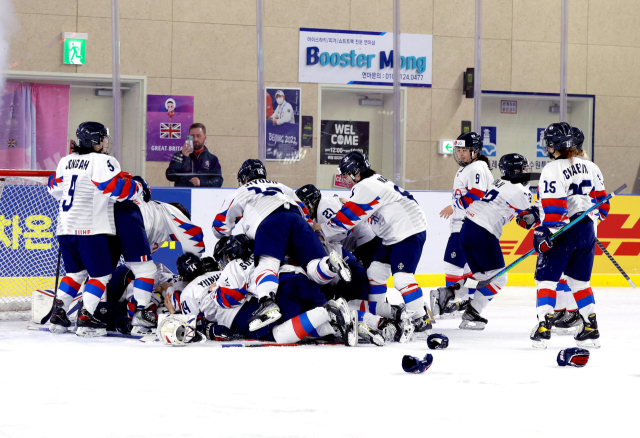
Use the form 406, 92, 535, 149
538, 157, 609, 231
173, 270, 222, 316
47, 152, 142, 235
315, 196, 376, 253
465, 179, 534, 239
133, 200, 205, 255
450, 161, 493, 233
212, 179, 311, 239
319, 174, 427, 245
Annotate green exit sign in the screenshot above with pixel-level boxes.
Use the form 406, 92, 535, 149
62, 33, 88, 65
438, 139, 454, 155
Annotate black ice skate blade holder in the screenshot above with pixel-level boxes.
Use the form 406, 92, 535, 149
457, 183, 627, 291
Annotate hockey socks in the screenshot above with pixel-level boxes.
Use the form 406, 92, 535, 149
394, 273, 426, 319
128, 261, 157, 308
255, 255, 280, 299
367, 261, 389, 302
82, 275, 110, 315
56, 271, 87, 309
306, 257, 337, 285
535, 281, 557, 320
272, 307, 335, 343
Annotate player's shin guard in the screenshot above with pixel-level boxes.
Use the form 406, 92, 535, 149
394, 272, 426, 319
128, 261, 157, 308
56, 270, 88, 310
535, 280, 557, 321
255, 255, 280, 300
82, 275, 111, 315
272, 307, 332, 343
566, 277, 596, 322
367, 261, 391, 303
306, 257, 337, 285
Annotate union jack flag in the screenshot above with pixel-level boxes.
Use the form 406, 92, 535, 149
160, 123, 181, 139
7, 139, 17, 148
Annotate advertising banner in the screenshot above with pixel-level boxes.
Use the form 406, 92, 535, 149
320, 120, 369, 165
299, 28, 432, 87
146, 95, 194, 162
266, 88, 301, 161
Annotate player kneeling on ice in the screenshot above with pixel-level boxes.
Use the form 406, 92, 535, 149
530, 123, 608, 349
312, 152, 432, 334
211, 159, 352, 332
164, 252, 221, 317
47, 122, 145, 337
432, 153, 536, 330
164, 235, 358, 347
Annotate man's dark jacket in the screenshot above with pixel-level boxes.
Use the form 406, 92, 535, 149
165, 146, 223, 187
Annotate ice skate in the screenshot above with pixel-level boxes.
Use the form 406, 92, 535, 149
324, 297, 357, 347
76, 308, 107, 337
530, 314, 553, 349
357, 322, 385, 346
390, 303, 414, 322
49, 299, 71, 334
459, 304, 488, 330
550, 309, 566, 334
574, 313, 601, 349
430, 286, 455, 318
132, 304, 158, 335
554, 310, 583, 335
440, 298, 470, 319
248, 294, 282, 332
327, 250, 352, 283
413, 313, 433, 334
378, 318, 414, 343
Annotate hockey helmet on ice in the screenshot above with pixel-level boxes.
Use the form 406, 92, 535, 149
74, 121, 112, 155
338, 151, 370, 181
295, 184, 322, 218
176, 253, 205, 283
499, 153, 533, 184
237, 159, 267, 186
453, 132, 483, 167
543, 122, 574, 158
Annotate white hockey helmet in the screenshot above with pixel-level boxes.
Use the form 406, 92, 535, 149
158, 314, 203, 346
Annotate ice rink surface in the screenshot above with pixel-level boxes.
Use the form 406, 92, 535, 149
1, 286, 638, 438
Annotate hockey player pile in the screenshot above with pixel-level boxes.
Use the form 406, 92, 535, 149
42, 121, 608, 360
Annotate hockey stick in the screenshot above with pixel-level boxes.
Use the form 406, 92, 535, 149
463, 183, 628, 291
27, 325, 145, 339
596, 239, 637, 288
41, 247, 63, 323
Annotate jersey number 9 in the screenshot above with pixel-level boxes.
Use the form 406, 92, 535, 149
62, 175, 78, 212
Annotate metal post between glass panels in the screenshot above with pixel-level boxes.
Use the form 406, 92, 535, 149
393, 0, 401, 185
560, 0, 568, 122
474, 0, 482, 134
256, 0, 266, 162
111, 0, 122, 162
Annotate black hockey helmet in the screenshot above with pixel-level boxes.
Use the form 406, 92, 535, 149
73, 121, 112, 155
213, 236, 231, 268
237, 159, 267, 186
295, 184, 322, 218
338, 151, 370, 181
499, 153, 533, 184
216, 235, 254, 269
453, 132, 483, 167
571, 126, 585, 151
543, 122, 574, 158
176, 253, 205, 283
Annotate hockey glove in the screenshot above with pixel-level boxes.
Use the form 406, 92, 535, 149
132, 175, 152, 202
204, 321, 232, 341
533, 226, 553, 253
516, 207, 541, 230
427, 333, 449, 350
402, 353, 434, 374
557, 348, 590, 367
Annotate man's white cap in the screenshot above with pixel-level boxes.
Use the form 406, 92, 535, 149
275, 90, 285, 97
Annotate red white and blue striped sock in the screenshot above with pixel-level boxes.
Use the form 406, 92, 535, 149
83, 275, 110, 315
56, 272, 86, 309
272, 307, 333, 343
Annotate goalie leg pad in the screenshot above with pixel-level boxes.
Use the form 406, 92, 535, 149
32, 289, 55, 324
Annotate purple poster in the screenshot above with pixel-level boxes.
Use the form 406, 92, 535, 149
146, 95, 194, 161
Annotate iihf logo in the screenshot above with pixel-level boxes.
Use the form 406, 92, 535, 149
398, 263, 404, 270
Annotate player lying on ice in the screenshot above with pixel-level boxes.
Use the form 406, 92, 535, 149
295, 184, 413, 344
310, 151, 432, 334
431, 153, 537, 330
211, 159, 353, 331
158, 235, 358, 347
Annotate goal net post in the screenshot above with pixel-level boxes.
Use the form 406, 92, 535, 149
0, 170, 64, 320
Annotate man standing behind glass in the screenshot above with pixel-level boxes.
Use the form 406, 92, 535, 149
166, 123, 223, 187
268, 90, 295, 126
